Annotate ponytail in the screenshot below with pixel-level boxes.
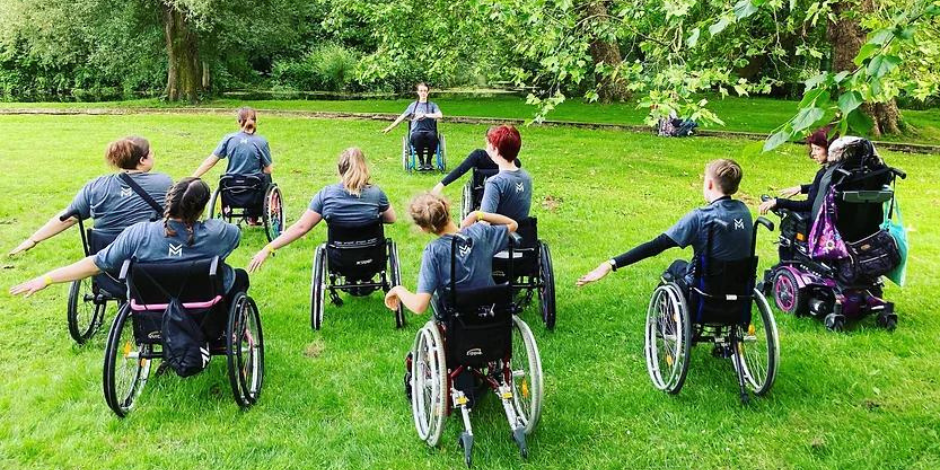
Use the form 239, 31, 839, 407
337, 147, 371, 196
163, 177, 211, 246
237, 107, 257, 134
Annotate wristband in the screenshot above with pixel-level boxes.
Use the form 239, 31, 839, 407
42, 275, 54, 286
264, 245, 275, 255
476, 211, 485, 222
608, 259, 618, 272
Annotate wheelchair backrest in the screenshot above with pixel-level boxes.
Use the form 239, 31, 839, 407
442, 284, 514, 366
87, 229, 119, 255
833, 166, 896, 243
219, 174, 265, 193
125, 257, 223, 311
690, 255, 758, 325
326, 222, 387, 278
471, 168, 498, 188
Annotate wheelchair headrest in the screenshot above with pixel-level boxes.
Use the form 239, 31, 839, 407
327, 222, 385, 247
828, 137, 882, 169
123, 257, 222, 305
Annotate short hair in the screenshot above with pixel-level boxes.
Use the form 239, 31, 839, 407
486, 125, 522, 161
706, 159, 743, 195
105, 136, 150, 170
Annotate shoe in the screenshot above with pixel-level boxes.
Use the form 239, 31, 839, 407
246, 217, 261, 226
404, 352, 413, 400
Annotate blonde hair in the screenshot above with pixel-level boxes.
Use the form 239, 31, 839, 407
705, 159, 743, 195
409, 193, 451, 234
338, 147, 371, 196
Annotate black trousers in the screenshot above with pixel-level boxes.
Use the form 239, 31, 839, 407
664, 259, 691, 297
411, 131, 438, 166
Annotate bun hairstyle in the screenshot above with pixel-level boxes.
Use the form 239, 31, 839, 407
410, 193, 451, 234
163, 177, 211, 246
105, 136, 150, 170
337, 147, 371, 197
237, 107, 257, 134
705, 159, 743, 195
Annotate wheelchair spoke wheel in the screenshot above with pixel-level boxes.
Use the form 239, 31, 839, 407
510, 316, 543, 434
103, 305, 152, 418
263, 185, 285, 242
67, 278, 101, 344
645, 283, 691, 394
310, 245, 327, 330
538, 242, 556, 330
227, 294, 265, 407
772, 269, 807, 316
737, 290, 780, 396
461, 181, 473, 222
208, 187, 226, 221
411, 322, 447, 447
437, 134, 446, 172
388, 241, 405, 329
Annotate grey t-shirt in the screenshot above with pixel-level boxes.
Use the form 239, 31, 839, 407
308, 183, 390, 226
65, 172, 173, 235
213, 131, 272, 177
405, 101, 440, 135
94, 219, 241, 291
480, 168, 533, 223
665, 197, 753, 280
416, 223, 509, 296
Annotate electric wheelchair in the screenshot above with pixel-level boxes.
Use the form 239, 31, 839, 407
407, 233, 543, 467
102, 256, 264, 417
402, 123, 446, 173
208, 174, 285, 242
645, 217, 779, 404
762, 137, 906, 331
310, 221, 404, 330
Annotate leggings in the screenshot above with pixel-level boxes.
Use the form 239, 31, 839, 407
411, 132, 438, 166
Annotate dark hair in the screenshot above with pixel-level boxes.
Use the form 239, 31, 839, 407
486, 125, 522, 161
105, 136, 150, 170
237, 107, 257, 134
163, 177, 211, 246
706, 159, 743, 195
807, 127, 837, 150
415, 82, 429, 91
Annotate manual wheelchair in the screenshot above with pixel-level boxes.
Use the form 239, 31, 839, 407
402, 125, 446, 173
208, 174, 285, 242
310, 221, 404, 330
645, 217, 779, 404
459, 168, 497, 221
492, 218, 556, 330
102, 256, 264, 417
408, 233, 543, 467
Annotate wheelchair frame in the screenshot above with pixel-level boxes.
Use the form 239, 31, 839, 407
208, 174, 285, 242
401, 122, 446, 173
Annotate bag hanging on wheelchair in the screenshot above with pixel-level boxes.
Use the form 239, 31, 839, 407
882, 194, 907, 287
808, 187, 850, 261
161, 298, 211, 377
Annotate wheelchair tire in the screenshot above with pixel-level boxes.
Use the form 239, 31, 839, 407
772, 269, 808, 316
460, 180, 473, 222
310, 244, 327, 330
388, 240, 406, 329
736, 289, 780, 396
103, 304, 152, 418
227, 293, 265, 408
402, 136, 412, 173
644, 283, 691, 395
538, 242, 556, 330
208, 186, 226, 221
411, 321, 447, 447
262, 184, 285, 243
437, 134, 446, 173
67, 278, 103, 344
510, 316, 543, 434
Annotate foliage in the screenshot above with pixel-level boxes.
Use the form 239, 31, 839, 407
273, 44, 361, 92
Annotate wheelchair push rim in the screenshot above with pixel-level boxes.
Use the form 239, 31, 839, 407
538, 241, 556, 330
208, 187, 226, 221
388, 240, 406, 329
736, 290, 779, 396
263, 184, 285, 242
310, 245, 326, 330
227, 293, 264, 407
411, 322, 447, 447
103, 305, 152, 418
67, 277, 105, 344
645, 283, 691, 394
436, 134, 446, 172
510, 316, 543, 434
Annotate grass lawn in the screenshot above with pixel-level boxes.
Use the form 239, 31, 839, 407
1, 94, 939, 145
0, 114, 938, 469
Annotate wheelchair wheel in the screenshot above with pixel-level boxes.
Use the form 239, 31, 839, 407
402, 136, 412, 173
538, 242, 556, 330
67, 278, 104, 344
772, 269, 808, 316
437, 134, 446, 173
262, 184, 285, 243
736, 290, 780, 396
411, 321, 447, 447
510, 316, 543, 434
388, 240, 406, 329
227, 293, 265, 408
460, 180, 473, 222
310, 244, 327, 330
208, 187, 225, 221
103, 305, 152, 418
644, 283, 691, 394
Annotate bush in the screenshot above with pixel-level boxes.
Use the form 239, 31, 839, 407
272, 44, 359, 92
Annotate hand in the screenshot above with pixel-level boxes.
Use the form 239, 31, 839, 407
431, 182, 445, 195
10, 277, 49, 297
247, 248, 271, 273
382, 128, 390, 135
8, 239, 37, 257
758, 199, 777, 215
414, 113, 426, 121
779, 186, 801, 197
577, 262, 613, 287
384, 287, 402, 310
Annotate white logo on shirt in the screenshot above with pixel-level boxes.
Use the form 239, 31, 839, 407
458, 244, 471, 257
168, 244, 183, 257
734, 219, 745, 230
240, 138, 249, 145
120, 187, 132, 197
515, 182, 525, 193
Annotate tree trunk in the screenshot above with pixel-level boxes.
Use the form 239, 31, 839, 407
163, 5, 202, 102
583, 1, 630, 103
827, 0, 901, 136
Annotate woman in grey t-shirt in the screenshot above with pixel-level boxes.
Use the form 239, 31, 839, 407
382, 82, 444, 170
192, 107, 274, 180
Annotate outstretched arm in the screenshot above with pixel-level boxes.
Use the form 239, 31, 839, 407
9, 212, 79, 256
192, 155, 221, 178
577, 234, 678, 286
383, 113, 410, 134
385, 286, 432, 314
10, 256, 101, 297
460, 210, 517, 233
248, 210, 322, 272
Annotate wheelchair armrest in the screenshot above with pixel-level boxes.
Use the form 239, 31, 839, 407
118, 259, 132, 282
892, 167, 907, 179
508, 232, 523, 247
755, 217, 774, 232
59, 209, 81, 222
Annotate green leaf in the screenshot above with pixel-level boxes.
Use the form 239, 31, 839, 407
803, 72, 828, 90
763, 130, 792, 152
799, 88, 829, 108
733, 85, 749, 96
733, 0, 759, 20
867, 54, 902, 79
869, 28, 895, 45
687, 28, 700, 48
854, 43, 881, 66
847, 109, 874, 134
837, 91, 864, 116
833, 71, 851, 84
792, 107, 825, 132
709, 18, 731, 36
896, 26, 915, 40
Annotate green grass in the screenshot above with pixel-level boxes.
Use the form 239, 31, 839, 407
0, 114, 938, 469
1, 94, 939, 144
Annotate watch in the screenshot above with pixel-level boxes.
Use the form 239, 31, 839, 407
608, 259, 618, 272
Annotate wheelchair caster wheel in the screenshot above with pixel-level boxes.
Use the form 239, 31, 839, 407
877, 313, 898, 331
740, 392, 750, 406
511, 426, 528, 459
825, 313, 845, 332
458, 432, 474, 468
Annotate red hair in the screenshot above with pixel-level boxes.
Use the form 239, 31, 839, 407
486, 125, 522, 161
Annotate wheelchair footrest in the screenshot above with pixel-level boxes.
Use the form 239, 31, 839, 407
512, 427, 528, 459
459, 432, 474, 468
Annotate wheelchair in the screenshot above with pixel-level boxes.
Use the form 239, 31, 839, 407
492, 218, 557, 330
645, 217, 779, 404
408, 233, 543, 467
102, 256, 264, 417
402, 126, 446, 173
59, 209, 126, 345
208, 174, 285, 242
310, 221, 404, 330
762, 139, 906, 331
460, 168, 496, 221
